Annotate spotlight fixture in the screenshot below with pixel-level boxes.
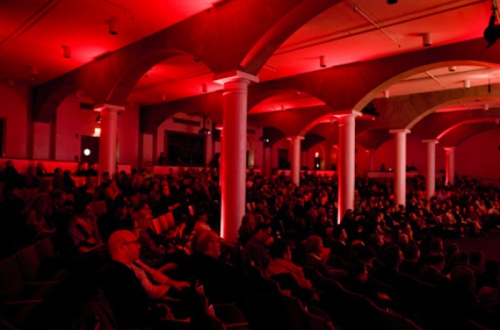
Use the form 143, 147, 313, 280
320, 55, 326, 68
484, 4, 500, 48
258, 136, 270, 143
198, 115, 211, 136
464, 80, 471, 89
387, 0, 397, 4
108, 19, 118, 35
30, 66, 38, 80
448, 66, 457, 72
384, 90, 390, 99
422, 33, 432, 47
484, 103, 490, 111
62, 45, 71, 59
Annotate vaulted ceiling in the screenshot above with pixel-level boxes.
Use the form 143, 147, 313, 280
2, 0, 500, 148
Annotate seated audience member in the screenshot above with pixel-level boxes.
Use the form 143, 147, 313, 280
23, 192, 56, 237
443, 265, 481, 317
477, 260, 500, 291
398, 243, 423, 277
191, 230, 244, 303
417, 252, 450, 287
3, 160, 22, 189
372, 243, 405, 287
97, 230, 173, 329
193, 211, 211, 233
97, 198, 132, 243
327, 226, 350, 265
243, 222, 272, 270
63, 170, 75, 193
68, 200, 101, 253
469, 251, 485, 278
238, 213, 255, 248
266, 239, 314, 290
23, 165, 38, 188
52, 167, 65, 191
304, 234, 346, 280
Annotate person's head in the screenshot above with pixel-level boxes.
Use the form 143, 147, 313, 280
305, 235, 324, 255
269, 240, 294, 261
469, 251, 485, 267
253, 222, 272, 243
108, 230, 141, 264
241, 213, 255, 230
398, 233, 409, 246
380, 244, 403, 269
194, 230, 221, 259
450, 265, 476, 293
427, 252, 446, 272
332, 226, 347, 242
403, 243, 420, 261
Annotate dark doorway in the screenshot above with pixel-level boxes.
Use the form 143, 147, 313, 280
81, 135, 99, 164
278, 149, 289, 169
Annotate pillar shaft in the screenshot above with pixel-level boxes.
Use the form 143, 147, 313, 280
334, 111, 361, 224
444, 147, 456, 186
288, 136, 304, 186
95, 104, 123, 182
390, 129, 410, 208
215, 71, 258, 242
369, 149, 376, 172
423, 140, 437, 200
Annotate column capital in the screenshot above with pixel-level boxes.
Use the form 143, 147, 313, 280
389, 128, 410, 135
422, 139, 438, 144
94, 103, 125, 112
332, 110, 362, 119
286, 135, 305, 141
213, 70, 259, 85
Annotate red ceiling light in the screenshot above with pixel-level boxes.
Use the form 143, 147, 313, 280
62, 45, 71, 59
108, 19, 118, 35
423, 33, 432, 47
320, 55, 326, 68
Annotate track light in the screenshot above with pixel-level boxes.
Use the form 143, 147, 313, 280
387, 0, 397, 3
198, 115, 211, 136
448, 66, 456, 72
320, 55, 327, 68
62, 45, 71, 59
384, 90, 390, 99
423, 33, 432, 47
108, 19, 117, 35
484, 5, 500, 48
30, 66, 38, 80
484, 103, 489, 111
464, 80, 471, 89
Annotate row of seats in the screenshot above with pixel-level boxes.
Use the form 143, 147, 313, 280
0, 235, 67, 329
302, 267, 422, 330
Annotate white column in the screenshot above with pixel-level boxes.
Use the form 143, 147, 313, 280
333, 111, 361, 224
444, 146, 456, 186
214, 71, 258, 242
94, 104, 124, 182
288, 136, 304, 186
390, 129, 410, 208
423, 139, 437, 200
369, 149, 376, 172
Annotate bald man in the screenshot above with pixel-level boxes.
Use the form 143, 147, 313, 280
97, 230, 167, 328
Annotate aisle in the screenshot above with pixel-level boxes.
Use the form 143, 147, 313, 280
444, 230, 500, 262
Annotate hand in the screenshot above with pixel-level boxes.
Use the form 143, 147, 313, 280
171, 280, 190, 291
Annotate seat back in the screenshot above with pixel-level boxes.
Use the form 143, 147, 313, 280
16, 245, 41, 282
165, 212, 175, 228
158, 214, 169, 232
151, 218, 162, 235
90, 201, 107, 217
0, 255, 25, 300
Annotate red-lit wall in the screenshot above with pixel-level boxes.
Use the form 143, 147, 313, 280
0, 84, 29, 158
456, 129, 500, 182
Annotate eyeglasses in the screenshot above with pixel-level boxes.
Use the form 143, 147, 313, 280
121, 240, 140, 247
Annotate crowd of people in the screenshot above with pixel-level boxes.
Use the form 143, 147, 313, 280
1, 160, 500, 329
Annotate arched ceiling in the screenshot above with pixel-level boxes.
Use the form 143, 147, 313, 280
3, 0, 500, 147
